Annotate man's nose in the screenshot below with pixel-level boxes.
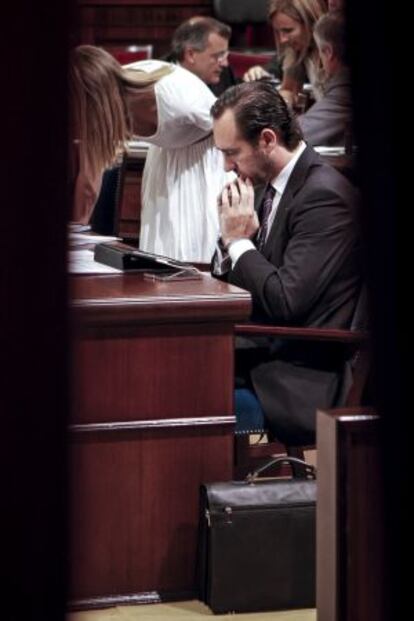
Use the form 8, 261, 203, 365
224, 156, 235, 173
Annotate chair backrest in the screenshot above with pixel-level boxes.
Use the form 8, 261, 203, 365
106, 44, 153, 65
228, 50, 275, 79
233, 285, 371, 478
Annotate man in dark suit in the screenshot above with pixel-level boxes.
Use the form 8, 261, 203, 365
298, 10, 352, 147
211, 81, 361, 445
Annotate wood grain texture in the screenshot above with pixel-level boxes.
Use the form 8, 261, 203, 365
69, 427, 232, 600
69, 274, 250, 605
317, 407, 384, 621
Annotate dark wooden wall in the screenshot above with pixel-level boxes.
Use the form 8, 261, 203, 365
77, 0, 213, 57
76, 0, 274, 56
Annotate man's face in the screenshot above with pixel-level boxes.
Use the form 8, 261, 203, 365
213, 109, 273, 184
185, 32, 229, 84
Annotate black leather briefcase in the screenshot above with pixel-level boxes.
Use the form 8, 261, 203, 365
197, 457, 316, 614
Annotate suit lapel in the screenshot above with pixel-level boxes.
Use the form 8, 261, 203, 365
262, 146, 320, 258
254, 184, 266, 215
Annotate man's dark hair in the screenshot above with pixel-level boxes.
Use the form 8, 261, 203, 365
211, 81, 303, 150
314, 10, 348, 65
171, 16, 231, 61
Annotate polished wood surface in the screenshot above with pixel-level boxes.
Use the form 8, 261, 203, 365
71, 272, 250, 325
235, 323, 367, 343
317, 407, 384, 621
69, 273, 251, 607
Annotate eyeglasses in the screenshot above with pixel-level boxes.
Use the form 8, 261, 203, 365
211, 50, 229, 62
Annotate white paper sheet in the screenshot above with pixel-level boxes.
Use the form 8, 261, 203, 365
69, 249, 121, 274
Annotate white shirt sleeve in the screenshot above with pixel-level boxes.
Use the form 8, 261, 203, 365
150, 65, 216, 148
228, 238, 256, 267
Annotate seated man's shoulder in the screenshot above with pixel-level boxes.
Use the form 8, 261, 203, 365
298, 164, 359, 208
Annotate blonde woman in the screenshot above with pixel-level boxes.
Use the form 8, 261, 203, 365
243, 0, 327, 106
70, 45, 229, 262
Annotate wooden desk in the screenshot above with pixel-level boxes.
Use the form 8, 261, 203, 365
68, 273, 251, 608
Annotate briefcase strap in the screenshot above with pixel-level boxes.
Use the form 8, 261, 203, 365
246, 456, 316, 483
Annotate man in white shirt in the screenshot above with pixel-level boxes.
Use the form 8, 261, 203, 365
167, 16, 236, 96
211, 81, 361, 445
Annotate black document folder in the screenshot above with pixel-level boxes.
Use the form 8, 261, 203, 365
94, 241, 200, 278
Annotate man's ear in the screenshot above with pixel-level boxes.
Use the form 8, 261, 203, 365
259, 128, 278, 151
322, 42, 334, 62
183, 46, 196, 66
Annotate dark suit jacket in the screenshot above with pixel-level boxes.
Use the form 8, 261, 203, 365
298, 68, 352, 147
212, 146, 361, 444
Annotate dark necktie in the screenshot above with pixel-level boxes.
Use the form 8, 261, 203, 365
256, 184, 276, 251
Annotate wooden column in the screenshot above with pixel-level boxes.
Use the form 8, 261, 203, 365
317, 407, 385, 621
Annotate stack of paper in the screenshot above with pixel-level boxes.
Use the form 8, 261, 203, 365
69, 232, 121, 249
69, 249, 121, 274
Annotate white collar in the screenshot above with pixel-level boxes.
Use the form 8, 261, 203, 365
270, 141, 307, 195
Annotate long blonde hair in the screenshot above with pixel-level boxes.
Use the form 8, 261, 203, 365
268, 0, 327, 67
69, 45, 172, 178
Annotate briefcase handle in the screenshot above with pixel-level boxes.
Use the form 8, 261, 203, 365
246, 456, 316, 483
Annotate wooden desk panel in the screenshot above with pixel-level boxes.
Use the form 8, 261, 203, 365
69, 273, 251, 607
69, 426, 232, 602
71, 322, 234, 424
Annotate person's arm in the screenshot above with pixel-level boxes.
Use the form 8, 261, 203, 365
243, 54, 282, 82
229, 186, 357, 323
297, 76, 353, 147
211, 177, 258, 278
243, 65, 271, 82
278, 60, 308, 108
145, 68, 216, 149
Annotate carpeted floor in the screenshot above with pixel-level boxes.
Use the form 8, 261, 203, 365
67, 601, 316, 621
